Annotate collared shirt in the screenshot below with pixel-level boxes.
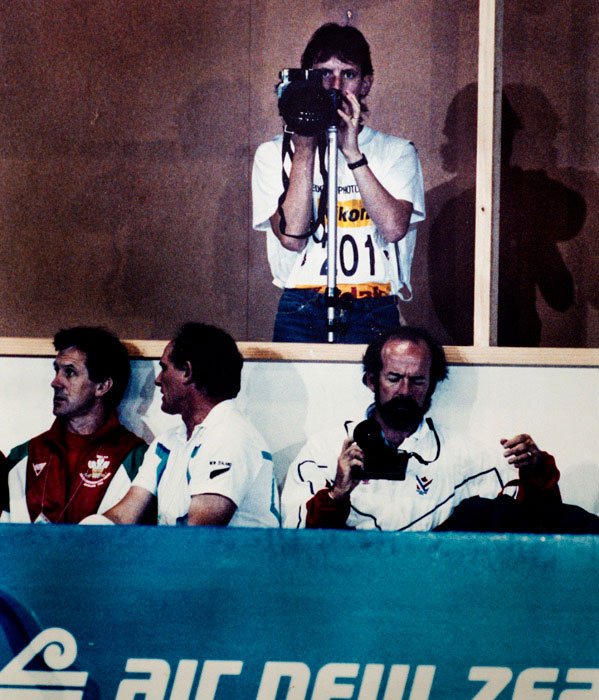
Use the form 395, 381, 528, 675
133, 400, 280, 527
281, 416, 518, 531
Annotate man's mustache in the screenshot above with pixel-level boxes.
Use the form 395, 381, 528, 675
383, 396, 420, 412
378, 395, 424, 428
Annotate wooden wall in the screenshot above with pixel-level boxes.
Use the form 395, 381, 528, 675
0, 1, 596, 346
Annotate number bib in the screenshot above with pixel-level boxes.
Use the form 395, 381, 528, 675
285, 184, 392, 289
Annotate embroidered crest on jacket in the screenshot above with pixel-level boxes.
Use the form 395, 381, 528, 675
80, 455, 112, 487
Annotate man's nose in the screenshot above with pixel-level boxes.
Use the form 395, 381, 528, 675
331, 73, 342, 90
397, 378, 411, 396
154, 371, 162, 387
51, 374, 63, 390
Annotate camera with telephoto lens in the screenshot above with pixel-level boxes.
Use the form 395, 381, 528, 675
352, 418, 410, 481
277, 68, 342, 136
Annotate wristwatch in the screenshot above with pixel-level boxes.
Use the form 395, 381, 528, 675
347, 154, 368, 170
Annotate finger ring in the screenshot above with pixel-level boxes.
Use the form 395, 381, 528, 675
526, 450, 533, 458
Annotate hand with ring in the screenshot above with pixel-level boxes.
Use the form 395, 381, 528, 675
500, 433, 540, 469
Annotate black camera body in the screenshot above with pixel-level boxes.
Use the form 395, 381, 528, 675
352, 418, 409, 481
277, 68, 342, 137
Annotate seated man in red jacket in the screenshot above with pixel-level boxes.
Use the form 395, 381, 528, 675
0, 326, 147, 523
281, 326, 598, 533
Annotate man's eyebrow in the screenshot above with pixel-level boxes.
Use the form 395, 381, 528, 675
54, 360, 77, 370
386, 370, 426, 379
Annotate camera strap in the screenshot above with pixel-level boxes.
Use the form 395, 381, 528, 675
277, 130, 329, 242
347, 416, 442, 466
405, 418, 442, 465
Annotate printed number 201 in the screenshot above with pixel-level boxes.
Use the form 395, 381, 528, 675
469, 667, 599, 699
319, 234, 376, 277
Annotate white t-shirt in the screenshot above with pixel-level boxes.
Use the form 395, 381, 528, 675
133, 400, 280, 527
281, 416, 519, 531
252, 126, 425, 299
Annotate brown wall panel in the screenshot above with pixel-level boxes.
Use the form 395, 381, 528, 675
0, 0, 252, 339
502, 0, 598, 347
1, 1, 597, 346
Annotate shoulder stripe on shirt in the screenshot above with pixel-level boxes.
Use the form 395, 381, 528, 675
155, 443, 171, 485
5, 441, 30, 469
121, 443, 149, 481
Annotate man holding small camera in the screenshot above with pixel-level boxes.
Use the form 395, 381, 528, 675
281, 326, 578, 532
252, 23, 425, 342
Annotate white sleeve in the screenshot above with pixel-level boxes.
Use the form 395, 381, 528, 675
281, 434, 338, 529
252, 138, 299, 288
379, 141, 425, 225
131, 439, 165, 497
97, 465, 134, 514
453, 440, 520, 502
252, 139, 283, 231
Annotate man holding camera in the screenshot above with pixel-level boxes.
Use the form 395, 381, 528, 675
281, 326, 577, 532
252, 23, 425, 342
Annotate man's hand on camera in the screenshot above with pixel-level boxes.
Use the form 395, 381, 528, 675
337, 91, 362, 160
329, 438, 363, 500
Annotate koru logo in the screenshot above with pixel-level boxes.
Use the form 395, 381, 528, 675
0, 626, 88, 697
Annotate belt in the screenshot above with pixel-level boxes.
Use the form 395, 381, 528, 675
295, 283, 392, 299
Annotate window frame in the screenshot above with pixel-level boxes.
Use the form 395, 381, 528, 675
1, 1, 597, 368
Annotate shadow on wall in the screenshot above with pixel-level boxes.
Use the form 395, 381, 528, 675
121, 360, 158, 445
237, 360, 309, 491
408, 82, 590, 347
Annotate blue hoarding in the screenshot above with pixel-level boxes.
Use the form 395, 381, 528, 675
0, 525, 597, 699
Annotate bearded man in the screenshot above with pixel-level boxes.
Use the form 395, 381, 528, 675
281, 326, 564, 531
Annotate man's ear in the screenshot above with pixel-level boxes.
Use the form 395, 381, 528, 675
360, 74, 373, 98
95, 377, 113, 398
364, 372, 376, 392
181, 361, 194, 385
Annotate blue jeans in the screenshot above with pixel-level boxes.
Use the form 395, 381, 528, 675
272, 288, 401, 343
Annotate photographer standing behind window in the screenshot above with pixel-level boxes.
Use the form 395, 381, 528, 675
252, 23, 425, 343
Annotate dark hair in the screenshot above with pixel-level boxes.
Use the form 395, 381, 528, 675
170, 322, 243, 400
301, 23, 373, 77
53, 326, 131, 408
362, 326, 448, 399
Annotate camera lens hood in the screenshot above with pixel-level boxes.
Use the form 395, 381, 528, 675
353, 418, 409, 481
278, 81, 338, 137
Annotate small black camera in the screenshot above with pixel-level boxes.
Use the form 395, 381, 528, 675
277, 68, 342, 137
352, 418, 409, 481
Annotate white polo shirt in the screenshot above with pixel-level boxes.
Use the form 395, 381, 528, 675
134, 400, 280, 527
